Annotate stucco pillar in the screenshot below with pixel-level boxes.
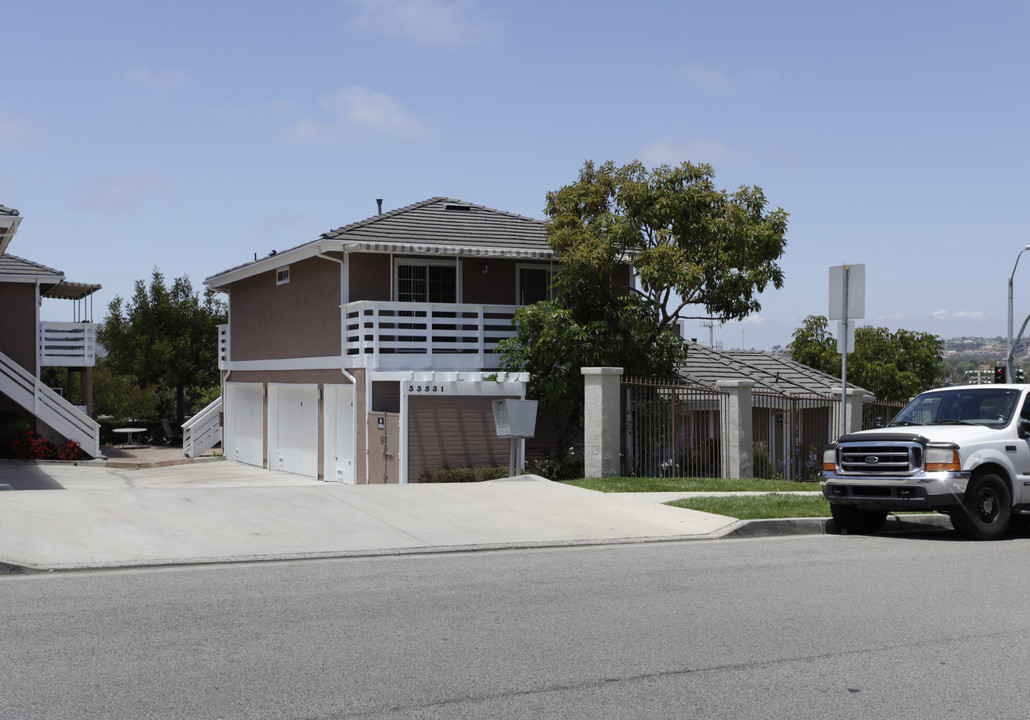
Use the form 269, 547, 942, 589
845, 388, 865, 436
581, 367, 623, 478
715, 379, 754, 479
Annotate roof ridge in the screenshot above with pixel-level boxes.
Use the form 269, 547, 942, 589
321, 197, 544, 240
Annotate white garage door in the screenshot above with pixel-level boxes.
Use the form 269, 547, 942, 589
324, 385, 355, 484
269, 384, 318, 478
225, 382, 264, 468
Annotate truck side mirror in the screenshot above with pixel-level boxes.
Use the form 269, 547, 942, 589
1020, 419, 1030, 440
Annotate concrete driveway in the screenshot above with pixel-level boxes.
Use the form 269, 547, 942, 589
0, 460, 741, 571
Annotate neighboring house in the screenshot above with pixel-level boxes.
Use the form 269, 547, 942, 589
204, 197, 627, 483
677, 341, 872, 477
0, 205, 102, 457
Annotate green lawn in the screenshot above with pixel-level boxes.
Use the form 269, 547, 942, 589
563, 476, 822, 493
665, 495, 832, 520
562, 476, 828, 520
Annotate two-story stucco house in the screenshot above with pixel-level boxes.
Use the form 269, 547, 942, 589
205, 197, 596, 484
0, 205, 101, 457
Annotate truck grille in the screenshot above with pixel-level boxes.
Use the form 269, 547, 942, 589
837, 442, 921, 474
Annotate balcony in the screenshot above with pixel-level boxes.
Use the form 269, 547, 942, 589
39, 322, 97, 368
343, 301, 518, 370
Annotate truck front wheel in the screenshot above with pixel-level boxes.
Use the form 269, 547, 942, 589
830, 505, 887, 534
950, 472, 1011, 540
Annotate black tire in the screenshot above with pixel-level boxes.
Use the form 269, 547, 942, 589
950, 472, 1011, 540
830, 505, 888, 534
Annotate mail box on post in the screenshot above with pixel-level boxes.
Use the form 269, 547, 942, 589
492, 399, 538, 476
492, 399, 538, 438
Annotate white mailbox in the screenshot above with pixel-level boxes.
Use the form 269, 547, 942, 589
492, 399, 538, 438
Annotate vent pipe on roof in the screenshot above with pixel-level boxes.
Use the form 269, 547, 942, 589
376, 198, 383, 215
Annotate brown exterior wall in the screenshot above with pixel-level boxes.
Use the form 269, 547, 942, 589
0, 281, 37, 373
407, 395, 519, 481
347, 254, 391, 301
229, 256, 341, 361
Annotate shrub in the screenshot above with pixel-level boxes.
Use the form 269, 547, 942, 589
57, 440, 88, 461
420, 465, 510, 483
535, 450, 582, 481
10, 431, 58, 460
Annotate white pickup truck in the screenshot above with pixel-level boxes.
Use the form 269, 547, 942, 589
821, 384, 1030, 540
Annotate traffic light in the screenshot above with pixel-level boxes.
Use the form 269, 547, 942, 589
995, 366, 1007, 383
1018, 368, 1026, 383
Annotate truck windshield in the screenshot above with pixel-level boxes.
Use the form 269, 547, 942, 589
889, 388, 1020, 429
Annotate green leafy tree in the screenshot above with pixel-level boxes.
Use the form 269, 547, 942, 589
500, 160, 789, 452
98, 269, 226, 424
787, 315, 946, 403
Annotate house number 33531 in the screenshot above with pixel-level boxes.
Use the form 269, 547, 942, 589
408, 385, 445, 393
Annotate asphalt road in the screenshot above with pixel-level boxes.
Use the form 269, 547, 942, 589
4, 531, 1030, 719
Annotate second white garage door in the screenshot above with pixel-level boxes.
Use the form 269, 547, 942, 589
269, 384, 318, 478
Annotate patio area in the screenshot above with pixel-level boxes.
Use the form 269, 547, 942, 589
101, 444, 222, 469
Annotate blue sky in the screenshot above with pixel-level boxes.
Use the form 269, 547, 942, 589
3, 0, 1029, 351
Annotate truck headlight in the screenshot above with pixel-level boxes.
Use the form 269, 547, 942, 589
822, 445, 837, 472
925, 447, 960, 472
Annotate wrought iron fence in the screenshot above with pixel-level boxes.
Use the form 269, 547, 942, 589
862, 401, 907, 430
621, 377, 728, 478
751, 391, 841, 482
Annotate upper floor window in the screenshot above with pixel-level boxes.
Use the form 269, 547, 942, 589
518, 265, 558, 305
397, 262, 456, 303
276, 266, 290, 285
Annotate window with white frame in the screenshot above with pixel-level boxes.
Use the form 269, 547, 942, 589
276, 266, 290, 285
396, 262, 456, 303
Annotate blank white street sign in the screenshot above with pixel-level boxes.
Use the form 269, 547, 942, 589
828, 264, 866, 321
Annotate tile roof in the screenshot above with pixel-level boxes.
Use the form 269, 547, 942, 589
207, 197, 552, 286
678, 342, 872, 399
320, 197, 548, 251
0, 253, 65, 290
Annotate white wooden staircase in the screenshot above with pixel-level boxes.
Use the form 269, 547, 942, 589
0, 349, 100, 457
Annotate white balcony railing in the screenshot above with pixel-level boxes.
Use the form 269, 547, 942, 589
343, 301, 518, 370
40, 322, 97, 367
217, 324, 230, 370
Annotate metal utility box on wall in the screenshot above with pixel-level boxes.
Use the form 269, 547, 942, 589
492, 399, 537, 477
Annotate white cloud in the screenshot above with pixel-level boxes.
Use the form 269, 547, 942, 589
932, 309, 987, 321
123, 66, 188, 89
638, 138, 740, 167
677, 65, 733, 93
283, 86, 432, 145
877, 313, 905, 322
73, 173, 172, 214
348, 0, 497, 48
952, 310, 986, 320
738, 314, 765, 326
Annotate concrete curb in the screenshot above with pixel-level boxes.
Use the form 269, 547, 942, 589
0, 513, 958, 574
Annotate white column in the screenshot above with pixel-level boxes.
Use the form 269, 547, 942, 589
582, 367, 623, 478
716, 380, 754, 479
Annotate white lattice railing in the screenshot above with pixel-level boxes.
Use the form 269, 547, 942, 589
39, 322, 96, 367
183, 396, 222, 459
342, 301, 518, 370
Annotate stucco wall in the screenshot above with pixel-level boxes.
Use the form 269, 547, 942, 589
0, 282, 37, 372
229, 256, 341, 361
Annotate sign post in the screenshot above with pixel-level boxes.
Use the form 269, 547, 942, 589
829, 264, 865, 435
492, 399, 538, 477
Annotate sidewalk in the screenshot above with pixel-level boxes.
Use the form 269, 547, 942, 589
0, 459, 951, 572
